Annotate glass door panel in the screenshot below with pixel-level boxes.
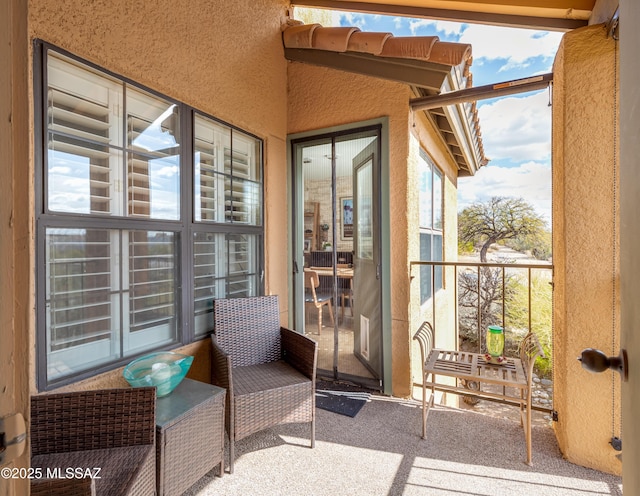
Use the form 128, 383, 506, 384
292, 126, 383, 389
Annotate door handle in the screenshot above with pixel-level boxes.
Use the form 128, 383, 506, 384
0, 413, 26, 466
578, 348, 628, 382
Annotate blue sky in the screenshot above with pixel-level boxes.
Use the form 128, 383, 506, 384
318, 11, 564, 224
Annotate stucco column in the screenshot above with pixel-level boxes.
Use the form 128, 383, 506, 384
552, 24, 621, 475
0, 0, 30, 493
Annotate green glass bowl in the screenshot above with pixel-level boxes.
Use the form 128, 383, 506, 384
123, 352, 194, 397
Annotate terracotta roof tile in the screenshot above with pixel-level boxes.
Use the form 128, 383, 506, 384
283, 24, 471, 67
428, 41, 472, 67
347, 31, 393, 55
282, 23, 320, 49
379, 36, 439, 60
313, 26, 361, 52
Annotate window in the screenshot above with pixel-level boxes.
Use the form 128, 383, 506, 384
36, 43, 263, 388
418, 149, 443, 303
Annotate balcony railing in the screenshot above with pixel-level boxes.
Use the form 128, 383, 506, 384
410, 259, 554, 412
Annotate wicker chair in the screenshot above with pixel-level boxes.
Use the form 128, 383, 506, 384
30, 387, 156, 496
211, 295, 318, 473
31, 477, 96, 496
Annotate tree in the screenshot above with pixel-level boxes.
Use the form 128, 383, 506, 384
458, 197, 547, 262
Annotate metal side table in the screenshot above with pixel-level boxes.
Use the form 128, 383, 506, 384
156, 378, 226, 495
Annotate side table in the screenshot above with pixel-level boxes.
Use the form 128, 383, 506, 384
156, 378, 226, 496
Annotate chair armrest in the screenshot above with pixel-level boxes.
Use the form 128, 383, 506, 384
211, 335, 232, 392
281, 327, 318, 380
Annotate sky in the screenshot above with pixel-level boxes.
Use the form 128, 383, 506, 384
315, 10, 564, 225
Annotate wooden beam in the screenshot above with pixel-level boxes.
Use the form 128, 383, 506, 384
292, 1, 588, 31
410, 72, 553, 110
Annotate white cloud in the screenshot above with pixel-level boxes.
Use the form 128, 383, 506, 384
409, 19, 465, 37
155, 165, 179, 178
404, 20, 562, 72
459, 24, 563, 71
458, 162, 552, 223
339, 12, 368, 30
478, 90, 552, 163
49, 166, 72, 175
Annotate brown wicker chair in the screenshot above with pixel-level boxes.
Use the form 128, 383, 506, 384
31, 477, 96, 496
211, 295, 317, 473
30, 387, 156, 496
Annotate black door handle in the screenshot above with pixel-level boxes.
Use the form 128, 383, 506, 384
578, 348, 628, 381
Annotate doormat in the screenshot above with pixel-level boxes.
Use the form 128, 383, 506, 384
315, 390, 370, 417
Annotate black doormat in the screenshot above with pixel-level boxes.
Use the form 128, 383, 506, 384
315, 390, 370, 417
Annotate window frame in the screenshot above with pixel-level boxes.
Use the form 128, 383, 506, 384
34, 41, 264, 390
418, 148, 444, 304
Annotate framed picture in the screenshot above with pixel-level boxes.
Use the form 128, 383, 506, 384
303, 239, 311, 253
341, 197, 353, 239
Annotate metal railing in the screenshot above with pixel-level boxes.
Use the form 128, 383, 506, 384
410, 259, 554, 412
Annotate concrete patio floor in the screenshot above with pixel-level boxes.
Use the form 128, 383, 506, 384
185, 392, 623, 496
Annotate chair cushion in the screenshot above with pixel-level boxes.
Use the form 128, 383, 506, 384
32, 445, 154, 496
233, 360, 310, 396
231, 361, 314, 441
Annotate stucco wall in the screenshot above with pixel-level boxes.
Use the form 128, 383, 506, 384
407, 110, 460, 399
552, 24, 621, 474
287, 61, 461, 397
27, 0, 291, 393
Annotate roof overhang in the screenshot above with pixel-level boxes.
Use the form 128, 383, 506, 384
283, 22, 487, 174
285, 1, 617, 175
284, 47, 454, 91
415, 79, 487, 177
291, 0, 600, 31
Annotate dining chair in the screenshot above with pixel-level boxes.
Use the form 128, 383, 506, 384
304, 268, 335, 335
336, 264, 354, 320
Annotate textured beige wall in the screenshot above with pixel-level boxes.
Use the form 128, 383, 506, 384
552, 24, 621, 474
287, 62, 460, 397
408, 111, 460, 402
27, 0, 291, 393
410, 109, 460, 336
29, 0, 289, 138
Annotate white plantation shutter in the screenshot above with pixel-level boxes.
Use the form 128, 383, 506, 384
192, 116, 262, 335
47, 55, 122, 215
45, 228, 177, 380
45, 228, 119, 380
128, 231, 176, 333
193, 232, 223, 335
194, 118, 228, 222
